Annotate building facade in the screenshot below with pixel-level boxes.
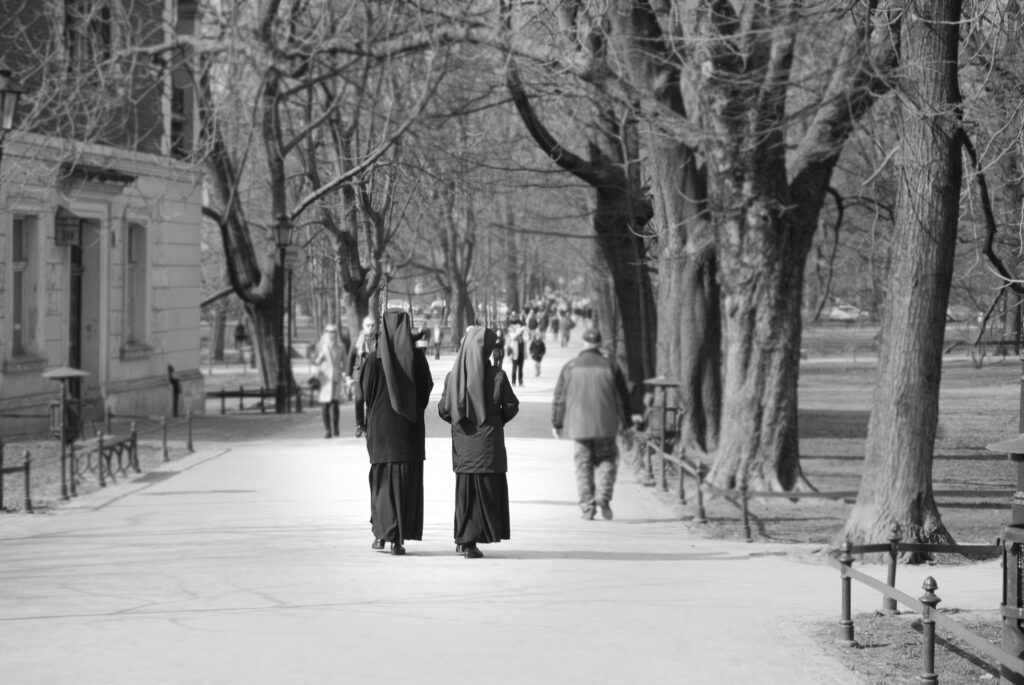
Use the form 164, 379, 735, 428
0, 0, 204, 434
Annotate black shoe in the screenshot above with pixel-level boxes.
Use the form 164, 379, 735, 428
455, 543, 466, 555
324, 432, 332, 439
464, 544, 483, 559
581, 509, 595, 521
391, 542, 406, 556
598, 503, 613, 520
371, 538, 385, 550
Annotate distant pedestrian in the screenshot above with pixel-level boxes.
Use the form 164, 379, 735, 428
313, 324, 348, 438
551, 328, 632, 521
492, 328, 506, 368
233, 320, 248, 361
507, 317, 526, 387
528, 331, 546, 377
348, 316, 377, 412
438, 326, 519, 559
432, 320, 443, 359
356, 309, 433, 555
559, 312, 574, 347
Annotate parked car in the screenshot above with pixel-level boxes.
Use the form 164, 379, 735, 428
827, 304, 870, 322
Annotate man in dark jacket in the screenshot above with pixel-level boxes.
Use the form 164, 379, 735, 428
551, 328, 632, 520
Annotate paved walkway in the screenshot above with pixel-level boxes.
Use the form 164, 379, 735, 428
0, 342, 1003, 684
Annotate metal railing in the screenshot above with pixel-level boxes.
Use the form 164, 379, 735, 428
634, 432, 1012, 542
205, 385, 304, 414
827, 537, 1022, 682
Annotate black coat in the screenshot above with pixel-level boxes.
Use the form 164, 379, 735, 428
438, 365, 519, 473
359, 348, 433, 463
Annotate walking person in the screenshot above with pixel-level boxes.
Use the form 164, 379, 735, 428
313, 324, 348, 438
507, 316, 526, 387
529, 331, 546, 377
348, 316, 377, 414
356, 310, 433, 555
551, 328, 632, 521
438, 326, 519, 559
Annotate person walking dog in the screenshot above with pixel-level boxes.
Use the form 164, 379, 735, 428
551, 328, 632, 521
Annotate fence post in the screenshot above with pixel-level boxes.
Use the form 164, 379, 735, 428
69, 442, 78, 497
187, 410, 194, 453
0, 437, 5, 511
97, 431, 106, 487
884, 522, 902, 614
130, 422, 139, 472
918, 577, 940, 684
22, 450, 31, 512
162, 416, 169, 462
678, 453, 687, 504
105, 406, 113, 435
838, 542, 856, 646
220, 389, 226, 415
741, 480, 752, 542
694, 462, 707, 524
239, 385, 244, 411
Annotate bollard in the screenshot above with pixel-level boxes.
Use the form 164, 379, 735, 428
659, 449, 667, 491
162, 416, 169, 462
884, 522, 902, 614
694, 462, 707, 524
97, 430, 106, 487
69, 442, 78, 497
130, 422, 138, 472
838, 541, 856, 646
22, 450, 31, 512
678, 452, 687, 505
741, 480, 752, 542
918, 577, 940, 684
187, 410, 194, 453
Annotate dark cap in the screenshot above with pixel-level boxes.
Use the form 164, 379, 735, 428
582, 328, 602, 344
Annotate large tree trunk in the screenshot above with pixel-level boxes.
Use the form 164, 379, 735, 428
843, 0, 963, 553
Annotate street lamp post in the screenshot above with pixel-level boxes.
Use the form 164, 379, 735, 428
274, 217, 290, 413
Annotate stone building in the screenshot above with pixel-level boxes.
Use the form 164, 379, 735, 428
0, 0, 204, 435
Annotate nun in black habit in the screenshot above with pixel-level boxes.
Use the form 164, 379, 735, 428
438, 326, 519, 559
357, 309, 433, 555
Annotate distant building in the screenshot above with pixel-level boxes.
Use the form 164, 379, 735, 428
0, 0, 204, 434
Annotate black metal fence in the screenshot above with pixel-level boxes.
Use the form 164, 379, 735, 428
827, 535, 1022, 682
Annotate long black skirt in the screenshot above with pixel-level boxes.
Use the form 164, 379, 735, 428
369, 461, 424, 543
454, 472, 510, 545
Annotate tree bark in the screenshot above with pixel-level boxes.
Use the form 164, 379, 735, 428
843, 0, 963, 554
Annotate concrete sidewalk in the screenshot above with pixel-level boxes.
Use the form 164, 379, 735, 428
0, 422, 1002, 684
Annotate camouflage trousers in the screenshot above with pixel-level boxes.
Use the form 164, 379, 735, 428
573, 437, 619, 515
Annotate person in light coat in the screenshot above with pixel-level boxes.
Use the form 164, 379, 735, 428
313, 324, 348, 438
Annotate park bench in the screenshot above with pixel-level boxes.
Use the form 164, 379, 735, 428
205, 385, 304, 414
69, 404, 139, 488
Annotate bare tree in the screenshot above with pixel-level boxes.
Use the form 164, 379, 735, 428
843, 0, 964, 551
